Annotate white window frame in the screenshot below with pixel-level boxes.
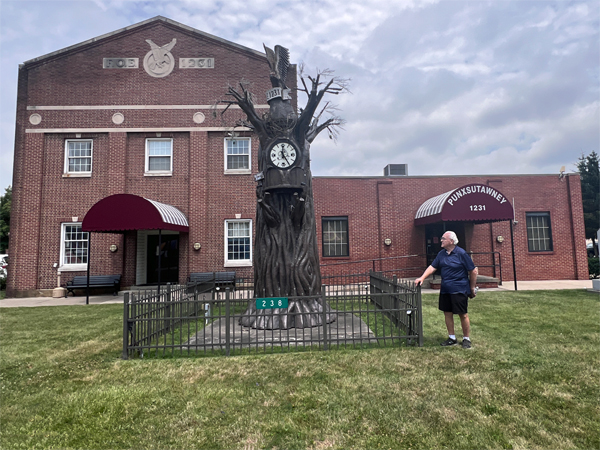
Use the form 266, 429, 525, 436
64, 139, 93, 177
145, 138, 173, 176
224, 137, 251, 174
526, 212, 553, 252
59, 222, 89, 272
322, 216, 350, 257
224, 219, 252, 267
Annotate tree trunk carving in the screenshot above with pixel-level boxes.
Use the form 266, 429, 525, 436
221, 48, 347, 329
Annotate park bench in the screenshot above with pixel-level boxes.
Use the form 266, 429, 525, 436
64, 274, 122, 297
187, 272, 236, 290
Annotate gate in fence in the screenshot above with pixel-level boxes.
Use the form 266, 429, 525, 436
122, 271, 422, 359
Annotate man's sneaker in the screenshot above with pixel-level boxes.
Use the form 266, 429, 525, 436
462, 339, 472, 349
440, 338, 457, 346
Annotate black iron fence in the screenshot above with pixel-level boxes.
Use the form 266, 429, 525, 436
122, 272, 422, 359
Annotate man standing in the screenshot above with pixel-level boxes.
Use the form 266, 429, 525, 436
415, 231, 478, 349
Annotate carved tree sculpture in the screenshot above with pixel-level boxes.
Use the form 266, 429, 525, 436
221, 45, 347, 329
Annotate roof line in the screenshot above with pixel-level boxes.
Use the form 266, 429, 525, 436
21, 16, 265, 67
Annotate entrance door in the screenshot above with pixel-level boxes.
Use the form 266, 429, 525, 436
147, 235, 179, 284
425, 222, 467, 266
425, 223, 445, 266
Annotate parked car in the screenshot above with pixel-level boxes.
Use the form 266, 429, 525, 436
0, 255, 7, 278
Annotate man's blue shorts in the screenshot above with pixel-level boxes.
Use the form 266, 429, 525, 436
439, 293, 468, 315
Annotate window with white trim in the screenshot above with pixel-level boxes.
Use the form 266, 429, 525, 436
145, 138, 173, 175
224, 219, 252, 266
60, 223, 89, 271
224, 138, 251, 173
65, 140, 92, 175
526, 212, 553, 252
322, 217, 349, 257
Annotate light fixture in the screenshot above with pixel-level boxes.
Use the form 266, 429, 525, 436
559, 166, 566, 180
496, 236, 504, 243
110, 244, 118, 253
193, 243, 202, 251
384, 238, 392, 246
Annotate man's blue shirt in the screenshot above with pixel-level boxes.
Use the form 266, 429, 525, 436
431, 246, 475, 295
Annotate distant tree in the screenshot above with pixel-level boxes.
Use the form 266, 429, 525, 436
0, 186, 11, 253
577, 152, 599, 256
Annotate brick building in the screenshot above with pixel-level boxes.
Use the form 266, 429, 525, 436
7, 17, 588, 297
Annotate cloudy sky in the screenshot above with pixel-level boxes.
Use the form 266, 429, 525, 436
0, 0, 598, 190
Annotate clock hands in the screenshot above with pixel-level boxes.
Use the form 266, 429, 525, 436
270, 142, 297, 168
279, 146, 291, 167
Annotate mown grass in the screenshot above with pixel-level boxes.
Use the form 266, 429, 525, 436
1, 290, 598, 449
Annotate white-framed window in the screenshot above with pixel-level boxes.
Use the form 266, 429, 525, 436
526, 212, 553, 252
145, 138, 173, 175
224, 137, 251, 173
224, 219, 252, 266
64, 139, 93, 176
322, 217, 349, 257
59, 223, 89, 271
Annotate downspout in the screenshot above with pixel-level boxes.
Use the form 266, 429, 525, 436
565, 175, 579, 278
376, 183, 383, 271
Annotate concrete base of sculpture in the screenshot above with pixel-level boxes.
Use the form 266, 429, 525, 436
184, 312, 378, 351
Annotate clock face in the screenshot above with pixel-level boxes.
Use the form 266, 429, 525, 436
269, 142, 297, 168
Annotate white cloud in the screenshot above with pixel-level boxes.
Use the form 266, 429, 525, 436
0, 0, 598, 191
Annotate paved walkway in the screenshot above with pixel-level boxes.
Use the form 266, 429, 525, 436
0, 280, 596, 307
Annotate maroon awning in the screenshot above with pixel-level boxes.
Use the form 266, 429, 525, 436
82, 194, 189, 233
415, 183, 514, 226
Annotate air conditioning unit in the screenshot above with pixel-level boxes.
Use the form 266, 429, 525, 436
384, 164, 408, 176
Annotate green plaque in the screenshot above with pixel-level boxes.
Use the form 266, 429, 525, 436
256, 297, 289, 309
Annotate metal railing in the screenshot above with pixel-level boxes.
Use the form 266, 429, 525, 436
122, 272, 422, 359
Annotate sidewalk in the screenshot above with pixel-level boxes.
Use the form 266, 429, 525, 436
0, 279, 596, 307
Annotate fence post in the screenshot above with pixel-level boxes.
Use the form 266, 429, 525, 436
416, 284, 423, 347
225, 287, 231, 356
165, 283, 172, 333
321, 285, 328, 351
122, 292, 130, 360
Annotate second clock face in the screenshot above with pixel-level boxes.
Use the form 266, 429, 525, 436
269, 142, 297, 168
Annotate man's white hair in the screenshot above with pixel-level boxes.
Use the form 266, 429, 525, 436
446, 231, 459, 245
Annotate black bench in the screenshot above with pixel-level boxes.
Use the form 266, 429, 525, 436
64, 275, 121, 297
188, 272, 236, 290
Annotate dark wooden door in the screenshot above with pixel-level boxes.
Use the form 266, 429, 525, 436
147, 235, 179, 284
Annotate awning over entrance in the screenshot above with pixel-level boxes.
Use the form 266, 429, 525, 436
82, 194, 189, 233
415, 183, 514, 226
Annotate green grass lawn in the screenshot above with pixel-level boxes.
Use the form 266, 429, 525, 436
1, 290, 598, 449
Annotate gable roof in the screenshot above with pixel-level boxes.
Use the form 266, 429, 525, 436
21, 16, 265, 67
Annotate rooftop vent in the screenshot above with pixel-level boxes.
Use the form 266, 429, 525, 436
384, 164, 408, 176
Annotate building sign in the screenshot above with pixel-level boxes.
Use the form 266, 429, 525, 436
104, 39, 215, 77
103, 58, 139, 69
415, 183, 514, 225
446, 185, 508, 206
143, 38, 177, 78
179, 58, 214, 68
266, 87, 291, 102
256, 297, 289, 309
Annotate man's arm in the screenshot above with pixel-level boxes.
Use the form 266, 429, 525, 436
468, 267, 478, 298
415, 265, 437, 286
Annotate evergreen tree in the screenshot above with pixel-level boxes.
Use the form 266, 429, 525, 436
577, 152, 599, 256
0, 186, 11, 253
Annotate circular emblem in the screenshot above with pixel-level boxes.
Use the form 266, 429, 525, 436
269, 141, 298, 168
143, 38, 177, 78
112, 113, 124, 124
193, 112, 206, 124
29, 113, 42, 125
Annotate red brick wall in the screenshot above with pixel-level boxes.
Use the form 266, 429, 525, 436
314, 174, 588, 282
